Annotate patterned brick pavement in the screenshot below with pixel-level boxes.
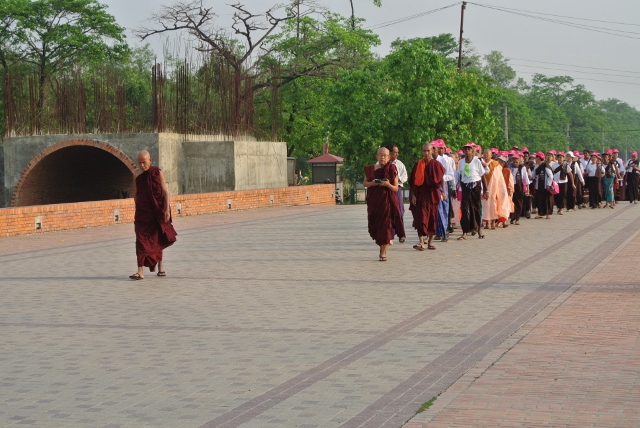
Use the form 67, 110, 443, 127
405, 208, 640, 428
1, 203, 639, 427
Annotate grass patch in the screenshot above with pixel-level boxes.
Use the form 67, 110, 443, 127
416, 396, 437, 414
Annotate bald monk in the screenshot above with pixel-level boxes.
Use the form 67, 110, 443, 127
409, 143, 446, 250
130, 150, 177, 280
364, 147, 406, 261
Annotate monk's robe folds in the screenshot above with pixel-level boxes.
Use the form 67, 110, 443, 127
365, 163, 406, 245
135, 166, 177, 270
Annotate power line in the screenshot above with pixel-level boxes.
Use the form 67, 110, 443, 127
510, 63, 640, 80
505, 57, 640, 76
467, 2, 640, 40
479, 4, 640, 28
513, 70, 640, 87
366, 2, 459, 30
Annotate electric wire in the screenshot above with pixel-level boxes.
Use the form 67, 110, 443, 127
366, 2, 459, 30
475, 4, 640, 28
510, 63, 640, 80
505, 57, 640, 76
467, 2, 640, 40
512, 70, 640, 87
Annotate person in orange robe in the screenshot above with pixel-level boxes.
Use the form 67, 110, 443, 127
364, 147, 405, 261
130, 150, 177, 280
409, 143, 446, 250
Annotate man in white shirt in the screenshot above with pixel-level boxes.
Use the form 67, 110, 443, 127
434, 139, 455, 241
565, 151, 583, 211
612, 148, 625, 201
387, 144, 407, 243
550, 152, 572, 215
584, 152, 605, 208
455, 143, 489, 240
509, 153, 530, 225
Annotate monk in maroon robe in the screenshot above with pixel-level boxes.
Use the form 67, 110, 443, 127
409, 143, 446, 250
130, 150, 177, 280
364, 147, 406, 261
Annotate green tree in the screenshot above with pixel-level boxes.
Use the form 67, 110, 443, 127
482, 51, 515, 88
3, 0, 128, 132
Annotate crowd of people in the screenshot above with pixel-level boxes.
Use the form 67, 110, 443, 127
365, 141, 640, 261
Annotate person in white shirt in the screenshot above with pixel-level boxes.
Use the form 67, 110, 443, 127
532, 151, 554, 219
387, 144, 408, 243
565, 151, 583, 211
434, 139, 455, 241
612, 148, 625, 201
625, 151, 640, 203
455, 143, 489, 240
550, 152, 572, 215
509, 153, 530, 225
584, 152, 605, 208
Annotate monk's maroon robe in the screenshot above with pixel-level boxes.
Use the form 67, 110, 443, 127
409, 159, 445, 237
365, 163, 406, 245
134, 166, 177, 270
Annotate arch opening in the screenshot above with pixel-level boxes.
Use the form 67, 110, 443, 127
16, 145, 135, 206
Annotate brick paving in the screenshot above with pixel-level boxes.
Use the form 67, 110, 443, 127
405, 207, 640, 428
1, 202, 639, 427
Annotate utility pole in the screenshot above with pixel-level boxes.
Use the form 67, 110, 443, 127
457, 2, 467, 73
565, 123, 570, 152
504, 105, 508, 145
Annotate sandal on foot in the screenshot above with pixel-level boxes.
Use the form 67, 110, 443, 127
457, 236, 467, 240
399, 237, 405, 243
379, 256, 387, 261
129, 273, 144, 280
478, 233, 485, 239
413, 244, 425, 251
427, 245, 436, 250
157, 271, 166, 277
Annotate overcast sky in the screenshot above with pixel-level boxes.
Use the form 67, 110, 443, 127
102, 0, 640, 107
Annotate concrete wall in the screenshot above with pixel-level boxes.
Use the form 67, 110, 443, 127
3, 133, 289, 206
158, 133, 181, 195
180, 140, 236, 193
2, 133, 157, 206
234, 140, 288, 190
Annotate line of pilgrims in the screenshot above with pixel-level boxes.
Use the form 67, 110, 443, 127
365, 140, 640, 261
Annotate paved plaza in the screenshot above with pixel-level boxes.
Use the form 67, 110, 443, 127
1, 202, 639, 427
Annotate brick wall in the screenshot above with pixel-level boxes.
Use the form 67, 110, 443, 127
0, 184, 335, 238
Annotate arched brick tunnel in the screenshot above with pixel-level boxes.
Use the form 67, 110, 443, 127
14, 144, 136, 207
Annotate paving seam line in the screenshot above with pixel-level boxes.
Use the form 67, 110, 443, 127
201, 206, 634, 428
0, 206, 336, 260
407, 222, 640, 427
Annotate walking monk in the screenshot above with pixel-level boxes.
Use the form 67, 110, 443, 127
129, 150, 177, 280
364, 147, 406, 261
409, 143, 446, 251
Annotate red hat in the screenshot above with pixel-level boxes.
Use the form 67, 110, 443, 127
476, 145, 482, 151
457, 149, 464, 155
462, 142, 474, 149
605, 149, 613, 155
445, 147, 452, 154
535, 152, 545, 160
632, 151, 638, 157
522, 147, 529, 153
490, 147, 498, 154
548, 149, 556, 155
557, 151, 565, 156
612, 148, 619, 153
508, 150, 516, 156
431, 139, 445, 148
